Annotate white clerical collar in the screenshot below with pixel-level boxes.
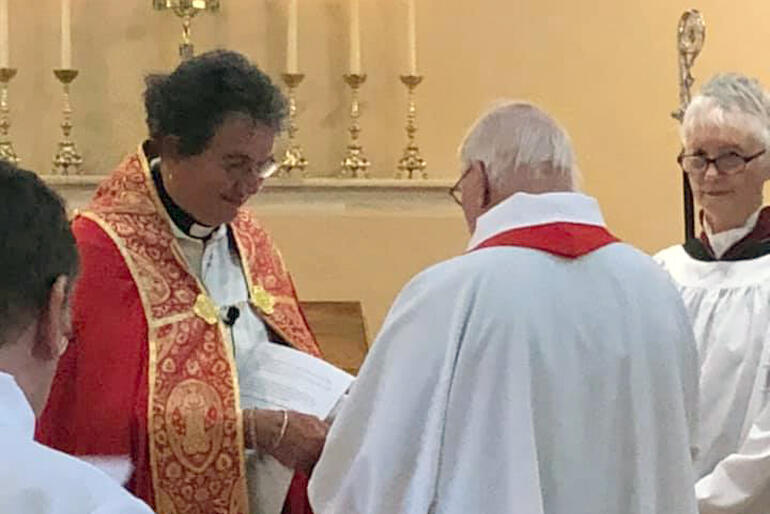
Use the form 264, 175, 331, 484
170, 219, 228, 245
189, 223, 217, 239
704, 209, 761, 259
150, 157, 219, 240
0, 371, 35, 438
467, 192, 606, 251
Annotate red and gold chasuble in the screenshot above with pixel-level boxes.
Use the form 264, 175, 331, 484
38, 145, 320, 514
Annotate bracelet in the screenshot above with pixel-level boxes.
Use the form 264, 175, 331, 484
246, 410, 259, 451
270, 409, 289, 451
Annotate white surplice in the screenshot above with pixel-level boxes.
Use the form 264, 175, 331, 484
656, 238, 770, 514
0, 372, 153, 514
309, 192, 699, 514
172, 223, 293, 514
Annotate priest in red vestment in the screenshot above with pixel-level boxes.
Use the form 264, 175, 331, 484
37, 50, 326, 514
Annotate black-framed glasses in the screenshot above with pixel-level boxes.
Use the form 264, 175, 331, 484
678, 149, 766, 176
448, 166, 473, 206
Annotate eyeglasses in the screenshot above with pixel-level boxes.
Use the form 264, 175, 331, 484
448, 167, 473, 206
225, 157, 279, 181
678, 149, 766, 176
256, 158, 279, 179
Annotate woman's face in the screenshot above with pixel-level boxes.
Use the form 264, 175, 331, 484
683, 123, 770, 217
163, 113, 276, 226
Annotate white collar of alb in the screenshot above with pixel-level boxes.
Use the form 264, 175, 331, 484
466, 192, 607, 251
704, 208, 761, 258
0, 371, 35, 438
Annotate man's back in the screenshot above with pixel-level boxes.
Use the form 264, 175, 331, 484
0, 373, 152, 514
310, 238, 698, 513
500, 243, 697, 513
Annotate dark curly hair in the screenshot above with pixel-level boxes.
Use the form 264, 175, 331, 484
0, 161, 79, 342
143, 50, 288, 157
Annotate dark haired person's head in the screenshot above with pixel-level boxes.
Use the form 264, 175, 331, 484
0, 161, 79, 416
144, 50, 288, 226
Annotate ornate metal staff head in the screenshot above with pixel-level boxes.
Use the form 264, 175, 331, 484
672, 9, 706, 242
672, 9, 706, 122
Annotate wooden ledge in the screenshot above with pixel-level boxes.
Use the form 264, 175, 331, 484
40, 174, 454, 190
42, 174, 460, 213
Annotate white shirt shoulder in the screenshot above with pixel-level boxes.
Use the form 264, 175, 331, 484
0, 437, 152, 514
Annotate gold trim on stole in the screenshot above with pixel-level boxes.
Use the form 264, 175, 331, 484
134, 147, 249, 512
230, 218, 320, 356
84, 149, 248, 514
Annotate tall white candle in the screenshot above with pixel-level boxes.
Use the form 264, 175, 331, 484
287, 0, 298, 73
407, 0, 417, 75
0, 0, 8, 68
349, 0, 361, 74
61, 0, 71, 69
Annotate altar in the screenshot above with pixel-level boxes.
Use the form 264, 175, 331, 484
45, 174, 468, 372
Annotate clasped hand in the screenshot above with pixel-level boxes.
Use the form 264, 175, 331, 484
245, 409, 329, 475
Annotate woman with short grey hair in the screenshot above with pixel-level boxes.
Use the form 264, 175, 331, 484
656, 73, 770, 514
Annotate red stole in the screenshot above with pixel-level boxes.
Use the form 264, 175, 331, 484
471, 222, 619, 258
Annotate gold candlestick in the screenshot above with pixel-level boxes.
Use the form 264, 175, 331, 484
52, 69, 83, 175
278, 73, 308, 177
0, 68, 19, 165
153, 0, 220, 60
340, 73, 369, 178
397, 74, 427, 179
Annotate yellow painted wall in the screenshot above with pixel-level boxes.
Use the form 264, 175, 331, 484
15, 1, 770, 332
260, 212, 469, 341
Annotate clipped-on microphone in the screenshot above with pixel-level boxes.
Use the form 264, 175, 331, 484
223, 306, 240, 327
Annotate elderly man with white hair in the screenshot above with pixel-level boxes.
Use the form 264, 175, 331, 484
656, 73, 770, 514
309, 101, 699, 513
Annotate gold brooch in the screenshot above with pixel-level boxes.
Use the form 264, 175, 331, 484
193, 294, 219, 325
250, 284, 276, 315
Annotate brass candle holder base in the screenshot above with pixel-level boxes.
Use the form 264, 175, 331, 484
278, 72, 308, 177
340, 73, 370, 178
397, 74, 427, 179
0, 67, 19, 165
52, 69, 83, 175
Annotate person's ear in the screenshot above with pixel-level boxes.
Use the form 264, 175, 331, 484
31, 276, 70, 362
478, 161, 492, 208
758, 153, 770, 182
159, 135, 183, 164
